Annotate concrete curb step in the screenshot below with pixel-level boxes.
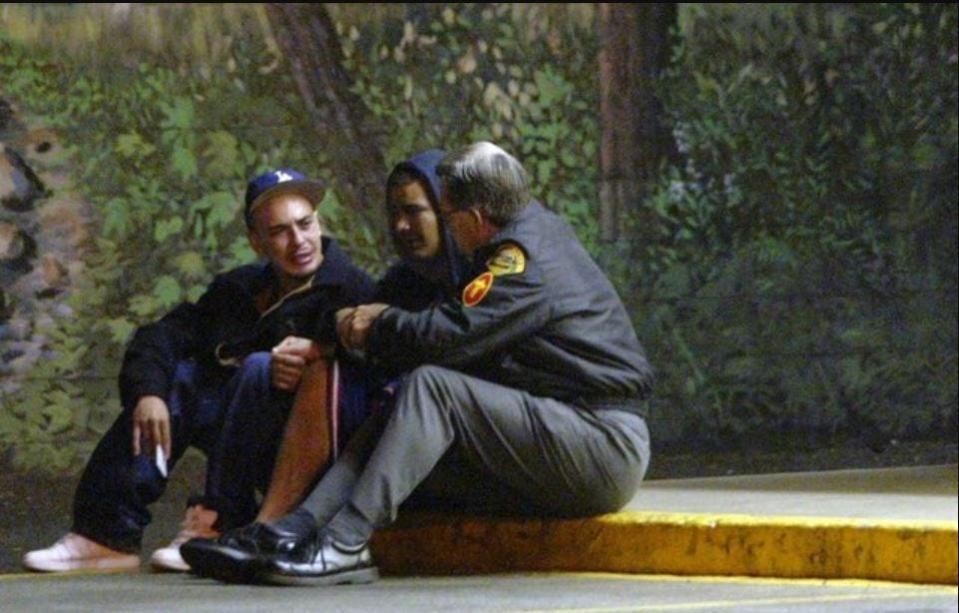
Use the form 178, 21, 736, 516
371, 511, 958, 585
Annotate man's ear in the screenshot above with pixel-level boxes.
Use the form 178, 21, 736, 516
471, 207, 500, 240
468, 207, 485, 228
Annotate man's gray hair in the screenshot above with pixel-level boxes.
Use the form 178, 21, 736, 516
436, 141, 531, 226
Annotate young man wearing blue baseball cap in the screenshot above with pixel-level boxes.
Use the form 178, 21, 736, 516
23, 169, 376, 573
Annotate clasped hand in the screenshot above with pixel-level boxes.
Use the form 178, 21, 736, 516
335, 303, 390, 351
270, 335, 322, 391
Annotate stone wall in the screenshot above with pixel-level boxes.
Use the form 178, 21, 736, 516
0, 97, 90, 392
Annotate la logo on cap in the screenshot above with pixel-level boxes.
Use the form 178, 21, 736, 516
275, 170, 294, 183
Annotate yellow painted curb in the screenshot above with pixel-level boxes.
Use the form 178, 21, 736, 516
370, 511, 958, 585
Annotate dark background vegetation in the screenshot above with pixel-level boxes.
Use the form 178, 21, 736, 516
0, 3, 956, 476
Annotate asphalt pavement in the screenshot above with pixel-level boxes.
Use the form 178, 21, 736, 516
1, 571, 956, 612
632, 464, 958, 520
3, 464, 956, 611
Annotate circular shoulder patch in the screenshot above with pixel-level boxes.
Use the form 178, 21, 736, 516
462, 271, 494, 307
486, 243, 526, 277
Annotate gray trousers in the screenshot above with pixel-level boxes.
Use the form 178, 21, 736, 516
299, 365, 651, 542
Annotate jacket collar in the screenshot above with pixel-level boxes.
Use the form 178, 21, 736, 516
311, 236, 353, 287
474, 200, 543, 264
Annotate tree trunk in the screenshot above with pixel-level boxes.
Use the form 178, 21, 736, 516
265, 3, 387, 246
598, 4, 677, 242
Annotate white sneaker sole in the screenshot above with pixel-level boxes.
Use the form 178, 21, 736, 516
149, 553, 190, 573
23, 555, 140, 573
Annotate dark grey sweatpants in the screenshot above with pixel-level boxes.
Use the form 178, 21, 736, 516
299, 365, 651, 542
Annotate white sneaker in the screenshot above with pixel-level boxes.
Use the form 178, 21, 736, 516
149, 503, 220, 572
23, 533, 140, 573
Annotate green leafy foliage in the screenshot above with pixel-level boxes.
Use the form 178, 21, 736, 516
625, 3, 958, 447
0, 31, 378, 470
0, 5, 603, 472
339, 4, 601, 248
1, 4, 955, 472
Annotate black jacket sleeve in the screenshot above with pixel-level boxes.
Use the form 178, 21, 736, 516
309, 267, 377, 344
117, 277, 226, 410
367, 259, 549, 373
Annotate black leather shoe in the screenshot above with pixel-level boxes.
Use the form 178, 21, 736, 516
258, 533, 379, 586
181, 521, 313, 584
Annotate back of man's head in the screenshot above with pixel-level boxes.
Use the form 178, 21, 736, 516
437, 141, 530, 227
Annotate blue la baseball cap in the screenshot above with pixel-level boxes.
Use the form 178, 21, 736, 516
244, 168, 326, 227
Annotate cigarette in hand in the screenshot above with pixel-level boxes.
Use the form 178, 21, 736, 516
155, 444, 168, 478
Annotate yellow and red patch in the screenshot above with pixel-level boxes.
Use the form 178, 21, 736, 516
462, 271, 494, 307
486, 244, 526, 277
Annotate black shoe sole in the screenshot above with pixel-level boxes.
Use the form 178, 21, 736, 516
257, 565, 380, 587
180, 542, 261, 584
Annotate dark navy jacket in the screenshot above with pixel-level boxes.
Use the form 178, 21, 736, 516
375, 262, 454, 311
375, 148, 469, 310
367, 201, 653, 415
118, 237, 375, 409
369, 149, 471, 378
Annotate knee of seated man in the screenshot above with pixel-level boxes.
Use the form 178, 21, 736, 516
237, 351, 272, 379
395, 365, 467, 412
402, 364, 458, 395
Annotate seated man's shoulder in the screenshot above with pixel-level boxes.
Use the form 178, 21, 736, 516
320, 238, 374, 281
376, 261, 442, 310
215, 261, 269, 287
484, 242, 529, 278
379, 260, 416, 284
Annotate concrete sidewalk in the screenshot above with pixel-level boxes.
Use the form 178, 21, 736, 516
372, 465, 958, 585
